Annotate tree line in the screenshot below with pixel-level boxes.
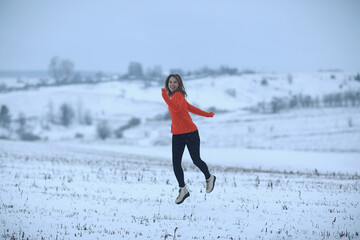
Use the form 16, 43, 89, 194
0, 57, 245, 93
49, 58, 242, 83
1, 56, 360, 94
255, 90, 360, 114
0, 103, 140, 141
0, 102, 93, 140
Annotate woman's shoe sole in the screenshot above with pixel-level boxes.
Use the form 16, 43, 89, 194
207, 176, 216, 193
176, 192, 190, 204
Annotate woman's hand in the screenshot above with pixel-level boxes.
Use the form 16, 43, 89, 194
161, 88, 167, 94
209, 112, 215, 117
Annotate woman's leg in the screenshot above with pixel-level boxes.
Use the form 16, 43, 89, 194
186, 130, 211, 180
172, 134, 186, 188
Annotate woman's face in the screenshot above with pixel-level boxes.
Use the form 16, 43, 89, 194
168, 77, 179, 93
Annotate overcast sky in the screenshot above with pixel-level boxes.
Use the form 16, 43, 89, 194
0, 0, 359, 73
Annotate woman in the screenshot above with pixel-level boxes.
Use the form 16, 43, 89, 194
161, 74, 216, 204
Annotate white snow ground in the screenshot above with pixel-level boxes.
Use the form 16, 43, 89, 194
1, 140, 359, 239
1, 73, 360, 239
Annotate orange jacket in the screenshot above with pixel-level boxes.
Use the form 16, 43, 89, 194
162, 89, 214, 135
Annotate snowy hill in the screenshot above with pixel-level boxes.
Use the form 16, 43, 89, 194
1, 73, 360, 239
0, 72, 359, 151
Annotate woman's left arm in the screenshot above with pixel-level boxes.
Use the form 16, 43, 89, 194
187, 102, 214, 117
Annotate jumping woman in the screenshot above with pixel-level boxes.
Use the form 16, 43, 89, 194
161, 74, 216, 204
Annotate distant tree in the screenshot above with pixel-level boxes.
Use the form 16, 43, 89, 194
344, 90, 358, 106
219, 65, 238, 75
354, 74, 360, 82
19, 132, 41, 141
287, 74, 293, 84
201, 66, 215, 76
323, 94, 331, 107
17, 112, 27, 133
334, 93, 342, 106
261, 78, 268, 86
95, 71, 104, 82
0, 105, 11, 129
49, 56, 61, 83
126, 117, 141, 129
225, 88, 236, 98
128, 62, 143, 79
46, 100, 55, 124
48, 56, 75, 84
152, 112, 171, 122
59, 59, 75, 83
16, 112, 40, 141
257, 101, 266, 113
185, 70, 193, 76
39, 78, 49, 85
289, 95, 299, 109
146, 65, 163, 79
59, 103, 74, 127
240, 69, 256, 74
83, 110, 93, 125
169, 68, 184, 76
270, 97, 286, 113
97, 120, 111, 140
314, 96, 320, 108
72, 72, 82, 83
356, 91, 360, 105
303, 95, 313, 107
77, 98, 83, 125
84, 76, 95, 83
0, 83, 7, 92
114, 117, 141, 138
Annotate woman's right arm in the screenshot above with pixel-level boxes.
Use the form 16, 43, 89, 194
161, 89, 184, 112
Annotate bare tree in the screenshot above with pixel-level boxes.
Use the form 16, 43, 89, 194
169, 68, 184, 76
17, 112, 27, 133
146, 65, 163, 80
49, 56, 61, 83
59, 59, 75, 83
48, 56, 75, 84
95, 71, 104, 82
59, 103, 74, 127
77, 98, 83, 125
0, 105, 11, 129
83, 110, 93, 125
97, 120, 111, 140
128, 62, 143, 79
46, 100, 55, 124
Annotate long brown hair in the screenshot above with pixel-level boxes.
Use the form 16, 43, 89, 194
164, 74, 187, 97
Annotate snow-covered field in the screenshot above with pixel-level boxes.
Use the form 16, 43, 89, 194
1, 73, 360, 239
1, 73, 360, 152
1, 140, 359, 239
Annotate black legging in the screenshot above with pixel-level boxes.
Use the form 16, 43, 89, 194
172, 130, 211, 188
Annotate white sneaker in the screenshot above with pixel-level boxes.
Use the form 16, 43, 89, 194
206, 175, 216, 193
175, 187, 190, 204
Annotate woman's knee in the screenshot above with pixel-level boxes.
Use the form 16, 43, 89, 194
191, 157, 203, 165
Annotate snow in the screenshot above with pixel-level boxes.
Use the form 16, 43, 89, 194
0, 140, 359, 239
52, 142, 360, 175
1, 72, 360, 239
